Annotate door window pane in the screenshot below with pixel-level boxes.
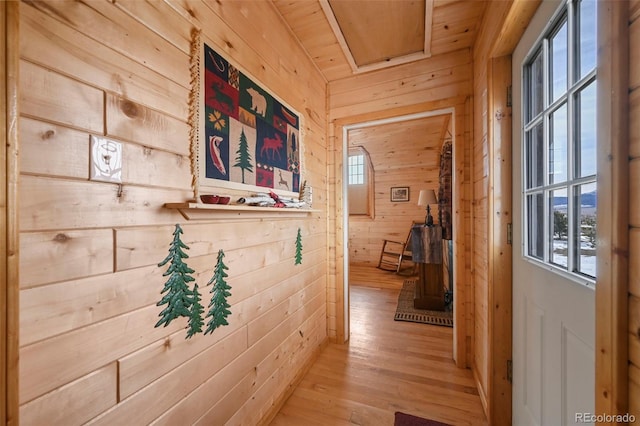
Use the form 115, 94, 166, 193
578, 0, 597, 78
527, 193, 544, 260
526, 123, 544, 189
551, 188, 568, 268
549, 103, 568, 184
521, 0, 597, 284
550, 21, 568, 103
576, 81, 597, 177
576, 183, 597, 277
527, 51, 544, 121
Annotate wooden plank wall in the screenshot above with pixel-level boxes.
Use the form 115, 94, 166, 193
629, 0, 640, 418
347, 115, 447, 266
3, 1, 20, 423
17, 1, 327, 424
328, 48, 474, 355
470, 0, 513, 417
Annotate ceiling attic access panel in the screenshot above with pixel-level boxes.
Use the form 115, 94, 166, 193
320, 0, 433, 73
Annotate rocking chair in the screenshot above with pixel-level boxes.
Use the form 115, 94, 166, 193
377, 222, 419, 275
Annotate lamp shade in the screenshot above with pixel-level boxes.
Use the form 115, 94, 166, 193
417, 189, 437, 206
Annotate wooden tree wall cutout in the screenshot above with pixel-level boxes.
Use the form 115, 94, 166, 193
204, 249, 232, 334
295, 228, 303, 265
186, 283, 205, 339
156, 224, 195, 328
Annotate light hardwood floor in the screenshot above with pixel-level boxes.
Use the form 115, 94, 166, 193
270, 265, 487, 426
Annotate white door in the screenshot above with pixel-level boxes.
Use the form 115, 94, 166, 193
512, 0, 597, 425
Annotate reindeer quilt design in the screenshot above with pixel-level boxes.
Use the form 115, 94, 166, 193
203, 43, 300, 193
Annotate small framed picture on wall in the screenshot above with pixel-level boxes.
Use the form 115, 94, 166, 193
390, 186, 410, 202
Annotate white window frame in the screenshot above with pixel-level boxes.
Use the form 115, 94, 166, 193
347, 147, 374, 217
521, 0, 597, 285
347, 153, 364, 185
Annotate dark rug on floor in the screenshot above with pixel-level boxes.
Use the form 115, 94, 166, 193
394, 411, 452, 426
394, 280, 453, 327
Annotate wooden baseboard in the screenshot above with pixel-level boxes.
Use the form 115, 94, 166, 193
257, 336, 330, 425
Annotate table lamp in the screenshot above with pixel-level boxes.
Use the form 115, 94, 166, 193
418, 189, 437, 227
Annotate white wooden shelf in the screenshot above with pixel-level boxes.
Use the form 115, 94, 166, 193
164, 202, 321, 220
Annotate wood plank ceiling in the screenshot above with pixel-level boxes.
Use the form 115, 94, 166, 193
272, 0, 487, 82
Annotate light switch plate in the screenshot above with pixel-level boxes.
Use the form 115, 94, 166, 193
90, 135, 122, 183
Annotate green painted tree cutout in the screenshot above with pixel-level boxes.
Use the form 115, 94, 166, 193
295, 228, 303, 265
234, 128, 253, 183
186, 283, 205, 339
156, 224, 195, 328
204, 249, 232, 334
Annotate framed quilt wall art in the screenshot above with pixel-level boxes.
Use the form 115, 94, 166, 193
189, 30, 303, 199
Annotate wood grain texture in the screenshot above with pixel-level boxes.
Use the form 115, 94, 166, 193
19, 117, 89, 179
19, 175, 190, 232
490, 0, 541, 57
329, 49, 472, 120
0, 4, 7, 422
20, 263, 162, 347
225, 294, 326, 425
430, 1, 484, 56
488, 55, 513, 425
454, 96, 472, 368
19, 229, 113, 289
595, 0, 630, 418
630, 88, 639, 159
21, 0, 190, 88
102, 329, 249, 425
19, 59, 104, 133
92, 292, 325, 426
19, 363, 117, 426
19, 304, 184, 404
630, 228, 640, 298
631, 18, 639, 91
115, 220, 319, 271
271, 265, 487, 426
111, 0, 192, 54
167, 308, 326, 426
4, 2, 20, 423
19, 2, 189, 120
19, 229, 326, 347
632, 159, 640, 228
632, 0, 640, 23
630, 2, 640, 419
105, 94, 190, 156
472, 81, 490, 419
117, 260, 325, 400
272, 0, 350, 82
120, 144, 191, 190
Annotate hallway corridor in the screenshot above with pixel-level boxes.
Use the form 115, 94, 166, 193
270, 266, 487, 425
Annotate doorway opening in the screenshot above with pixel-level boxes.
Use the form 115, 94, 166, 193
341, 107, 459, 357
